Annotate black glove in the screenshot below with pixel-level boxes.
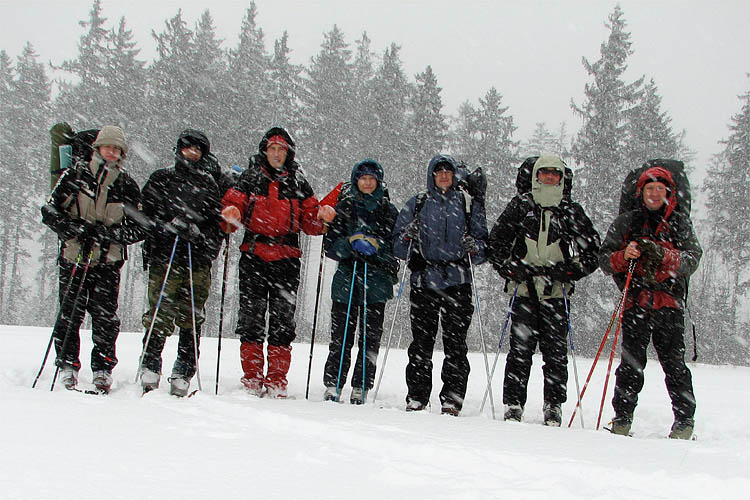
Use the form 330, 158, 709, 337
638, 239, 664, 283
507, 262, 541, 282
549, 263, 578, 283
57, 220, 87, 241
403, 219, 420, 242
461, 234, 478, 257
171, 219, 201, 243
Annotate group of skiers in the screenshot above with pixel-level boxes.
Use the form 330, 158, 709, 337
41, 123, 701, 440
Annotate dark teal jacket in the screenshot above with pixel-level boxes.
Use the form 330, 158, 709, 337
325, 159, 398, 305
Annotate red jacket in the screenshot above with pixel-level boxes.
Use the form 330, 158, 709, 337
222, 160, 324, 262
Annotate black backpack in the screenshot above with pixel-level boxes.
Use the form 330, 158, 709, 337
49, 122, 99, 191
618, 159, 691, 216
515, 155, 574, 198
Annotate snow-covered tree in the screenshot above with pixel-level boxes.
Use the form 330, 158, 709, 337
1, 44, 51, 323
571, 5, 643, 230
703, 88, 750, 336
302, 25, 355, 187
405, 65, 447, 201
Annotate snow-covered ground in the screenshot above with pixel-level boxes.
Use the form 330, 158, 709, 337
1, 324, 748, 499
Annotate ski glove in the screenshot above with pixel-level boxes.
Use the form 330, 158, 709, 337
461, 234, 479, 257
638, 239, 664, 284
350, 233, 379, 256
549, 263, 580, 283
403, 219, 420, 242
172, 220, 201, 243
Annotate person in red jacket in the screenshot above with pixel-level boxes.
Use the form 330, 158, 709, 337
599, 165, 702, 439
221, 127, 335, 398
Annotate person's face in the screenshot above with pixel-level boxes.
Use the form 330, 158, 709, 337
642, 181, 668, 210
357, 174, 377, 195
180, 145, 202, 162
267, 144, 288, 169
98, 145, 122, 163
537, 167, 563, 186
433, 167, 454, 192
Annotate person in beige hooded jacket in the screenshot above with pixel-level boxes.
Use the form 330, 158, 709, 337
42, 125, 144, 393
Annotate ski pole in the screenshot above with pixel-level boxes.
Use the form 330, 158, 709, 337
135, 235, 179, 383
596, 261, 635, 430
562, 283, 584, 429
468, 255, 495, 419
567, 285, 625, 427
334, 261, 358, 402
480, 286, 517, 413
565, 300, 621, 427
361, 261, 368, 402
373, 241, 411, 401
305, 238, 327, 400
215, 236, 230, 395
50, 247, 95, 391
187, 242, 202, 392
33, 249, 84, 388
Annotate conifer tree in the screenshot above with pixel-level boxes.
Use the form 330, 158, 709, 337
703, 88, 750, 337
349, 32, 377, 166
268, 31, 305, 134
571, 5, 643, 231
55, 0, 110, 122
2, 44, 51, 323
226, 2, 269, 164
623, 78, 679, 168
473, 87, 519, 213
406, 65, 447, 201
369, 43, 410, 178
303, 25, 355, 188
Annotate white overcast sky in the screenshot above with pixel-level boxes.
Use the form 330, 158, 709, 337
2, 0, 749, 175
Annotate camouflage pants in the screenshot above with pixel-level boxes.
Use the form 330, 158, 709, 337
140, 263, 211, 376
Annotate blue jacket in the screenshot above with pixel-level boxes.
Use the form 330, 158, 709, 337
392, 154, 488, 289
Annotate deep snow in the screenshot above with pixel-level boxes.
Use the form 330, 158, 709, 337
1, 325, 748, 499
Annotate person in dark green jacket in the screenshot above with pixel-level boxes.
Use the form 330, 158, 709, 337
322, 159, 399, 404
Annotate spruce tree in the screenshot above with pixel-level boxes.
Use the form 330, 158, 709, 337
703, 88, 750, 339
473, 87, 519, 216
268, 31, 305, 134
2, 44, 51, 323
406, 65, 447, 202
571, 5, 643, 231
55, 0, 110, 122
303, 25, 355, 188
370, 43, 410, 179
226, 2, 269, 165
349, 32, 377, 167
623, 78, 679, 168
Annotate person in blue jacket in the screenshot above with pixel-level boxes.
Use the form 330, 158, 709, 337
392, 154, 488, 416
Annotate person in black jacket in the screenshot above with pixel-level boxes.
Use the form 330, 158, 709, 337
41, 125, 143, 393
488, 155, 600, 425
138, 129, 223, 396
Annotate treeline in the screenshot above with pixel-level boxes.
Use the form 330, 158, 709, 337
0, 1, 747, 365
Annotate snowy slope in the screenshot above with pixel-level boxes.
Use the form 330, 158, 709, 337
1, 325, 748, 500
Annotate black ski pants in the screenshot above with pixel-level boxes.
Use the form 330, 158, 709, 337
612, 306, 696, 421
503, 297, 568, 408
236, 253, 300, 347
323, 301, 385, 391
53, 259, 122, 373
406, 284, 473, 410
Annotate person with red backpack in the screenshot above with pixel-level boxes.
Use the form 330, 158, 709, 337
600, 164, 702, 439
221, 127, 335, 398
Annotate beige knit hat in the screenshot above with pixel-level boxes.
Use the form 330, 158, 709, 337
92, 125, 128, 155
